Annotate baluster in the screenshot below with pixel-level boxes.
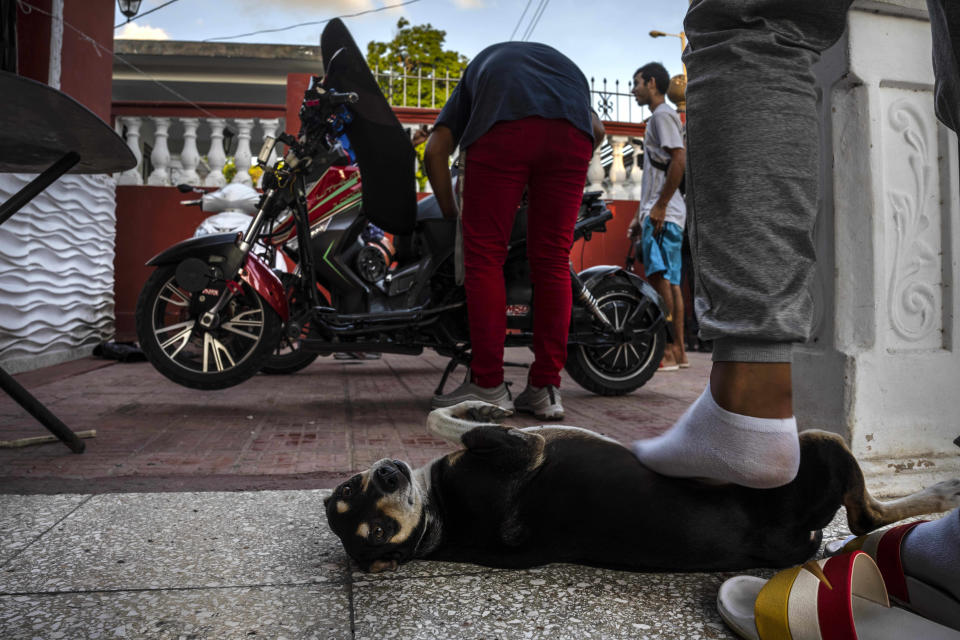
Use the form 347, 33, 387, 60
257, 118, 281, 187
586, 137, 606, 195
178, 117, 201, 185
204, 118, 227, 187
117, 116, 143, 185
623, 141, 638, 200
608, 136, 627, 199
231, 118, 254, 185
147, 117, 172, 186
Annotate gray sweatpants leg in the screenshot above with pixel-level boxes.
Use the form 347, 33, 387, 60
684, 0, 960, 363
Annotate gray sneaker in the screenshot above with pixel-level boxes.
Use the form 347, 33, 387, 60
431, 381, 514, 413
514, 384, 564, 420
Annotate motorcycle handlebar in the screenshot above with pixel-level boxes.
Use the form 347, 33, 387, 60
329, 91, 358, 105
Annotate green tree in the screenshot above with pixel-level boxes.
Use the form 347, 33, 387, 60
366, 18, 469, 108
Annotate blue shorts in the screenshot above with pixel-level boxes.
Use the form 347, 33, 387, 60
641, 218, 683, 285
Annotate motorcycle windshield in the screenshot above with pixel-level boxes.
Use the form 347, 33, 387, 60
320, 18, 417, 235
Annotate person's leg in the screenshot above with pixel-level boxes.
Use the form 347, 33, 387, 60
640, 218, 678, 367
459, 121, 532, 388
671, 283, 687, 366
647, 272, 678, 367
523, 119, 593, 388
633, 0, 854, 488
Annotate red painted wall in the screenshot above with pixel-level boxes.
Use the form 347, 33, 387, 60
114, 186, 212, 340
15, 0, 114, 122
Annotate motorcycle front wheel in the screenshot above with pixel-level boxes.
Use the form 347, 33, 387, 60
564, 275, 666, 396
135, 265, 283, 389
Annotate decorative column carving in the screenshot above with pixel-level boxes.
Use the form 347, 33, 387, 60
147, 117, 172, 186
204, 118, 227, 187
608, 136, 628, 199
117, 116, 143, 186
586, 139, 606, 195
231, 118, 254, 185
178, 117, 201, 186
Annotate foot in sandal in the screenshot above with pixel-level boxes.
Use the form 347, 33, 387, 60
824, 507, 960, 631
717, 551, 960, 639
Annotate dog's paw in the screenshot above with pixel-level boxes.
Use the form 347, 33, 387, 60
926, 477, 960, 511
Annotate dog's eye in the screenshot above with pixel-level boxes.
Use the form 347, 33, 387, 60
372, 526, 385, 542
341, 486, 352, 498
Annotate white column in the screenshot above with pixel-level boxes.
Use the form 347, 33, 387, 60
586, 139, 606, 195
257, 118, 281, 187
147, 117, 172, 186
47, 0, 63, 89
607, 136, 628, 199
623, 144, 639, 200
231, 118, 254, 185
117, 116, 143, 186
178, 117, 201, 186
794, 1, 960, 496
204, 118, 227, 187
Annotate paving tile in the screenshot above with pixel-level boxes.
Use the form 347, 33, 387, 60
352, 562, 763, 640
0, 490, 346, 593
0, 494, 89, 565
0, 583, 351, 640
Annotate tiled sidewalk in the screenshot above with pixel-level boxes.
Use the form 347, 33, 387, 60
0, 349, 711, 494
1, 489, 866, 640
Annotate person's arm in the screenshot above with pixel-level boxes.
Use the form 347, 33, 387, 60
648, 146, 686, 234
591, 112, 605, 151
424, 125, 458, 220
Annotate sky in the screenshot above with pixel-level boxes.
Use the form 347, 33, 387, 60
114, 0, 688, 101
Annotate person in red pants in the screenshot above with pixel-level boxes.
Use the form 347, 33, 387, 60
424, 42, 604, 420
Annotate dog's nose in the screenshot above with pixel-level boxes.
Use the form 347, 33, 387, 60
375, 464, 400, 492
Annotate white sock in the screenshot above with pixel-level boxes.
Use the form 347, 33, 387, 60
632, 383, 800, 488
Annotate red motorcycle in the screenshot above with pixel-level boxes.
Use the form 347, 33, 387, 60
134, 19, 670, 393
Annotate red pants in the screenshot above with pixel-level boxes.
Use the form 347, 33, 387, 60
462, 117, 593, 388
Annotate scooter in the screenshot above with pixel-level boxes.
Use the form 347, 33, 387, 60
134, 18, 669, 393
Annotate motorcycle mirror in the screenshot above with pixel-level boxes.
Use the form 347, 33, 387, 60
176, 183, 195, 193
257, 136, 276, 165
223, 127, 239, 156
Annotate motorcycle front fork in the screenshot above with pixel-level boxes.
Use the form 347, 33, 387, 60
198, 188, 278, 329
570, 264, 613, 330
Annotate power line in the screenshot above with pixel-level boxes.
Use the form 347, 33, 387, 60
521, 0, 550, 41
114, 0, 183, 29
509, 0, 534, 41
204, 0, 422, 42
17, 0, 220, 120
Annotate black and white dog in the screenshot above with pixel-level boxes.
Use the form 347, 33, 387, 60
325, 402, 960, 573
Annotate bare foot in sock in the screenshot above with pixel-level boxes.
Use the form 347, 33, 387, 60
632, 362, 800, 488
901, 508, 960, 605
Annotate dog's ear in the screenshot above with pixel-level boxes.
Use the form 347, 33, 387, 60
323, 494, 332, 508
461, 425, 545, 471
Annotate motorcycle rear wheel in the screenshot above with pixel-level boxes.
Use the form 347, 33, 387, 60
135, 265, 283, 389
260, 272, 319, 375
565, 276, 665, 396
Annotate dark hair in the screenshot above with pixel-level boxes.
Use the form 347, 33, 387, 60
634, 62, 670, 96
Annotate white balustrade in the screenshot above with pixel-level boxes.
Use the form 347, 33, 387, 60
205, 118, 227, 187
117, 116, 143, 185
147, 117, 172, 186
178, 117, 201, 186
231, 118, 254, 186
586, 140, 606, 195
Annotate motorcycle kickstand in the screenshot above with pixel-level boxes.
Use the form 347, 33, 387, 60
434, 353, 470, 396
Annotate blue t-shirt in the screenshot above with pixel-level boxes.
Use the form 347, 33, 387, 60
435, 42, 594, 150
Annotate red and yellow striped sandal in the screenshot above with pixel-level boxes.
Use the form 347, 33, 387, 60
717, 551, 960, 639
826, 521, 960, 631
